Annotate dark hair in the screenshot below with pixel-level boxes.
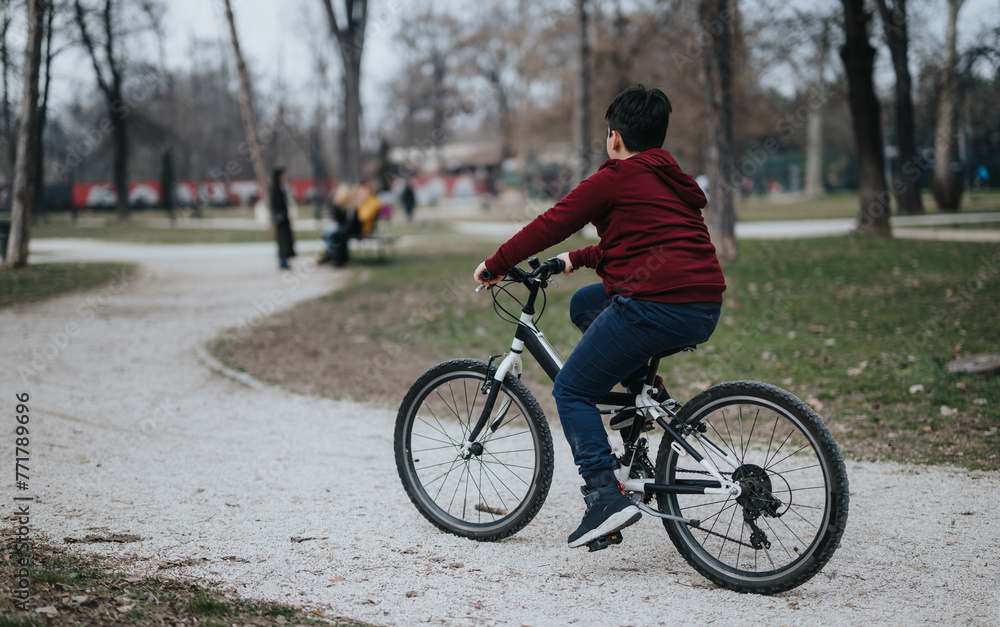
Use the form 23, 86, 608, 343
605, 84, 672, 153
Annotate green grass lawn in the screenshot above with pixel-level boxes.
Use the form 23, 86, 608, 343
0, 262, 137, 309
30, 207, 322, 244
306, 235, 999, 470
736, 190, 1000, 221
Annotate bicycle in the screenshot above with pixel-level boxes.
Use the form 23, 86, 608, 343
394, 256, 849, 594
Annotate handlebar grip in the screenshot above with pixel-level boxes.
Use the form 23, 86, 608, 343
481, 269, 496, 282
547, 256, 566, 274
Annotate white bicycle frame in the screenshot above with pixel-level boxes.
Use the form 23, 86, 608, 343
466, 309, 743, 505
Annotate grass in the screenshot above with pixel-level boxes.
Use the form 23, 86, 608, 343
0, 538, 370, 626
221, 232, 999, 471
0, 262, 137, 309
32, 221, 285, 244
735, 190, 1000, 221
30, 207, 322, 244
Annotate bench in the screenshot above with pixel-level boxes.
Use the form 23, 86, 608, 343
347, 232, 396, 259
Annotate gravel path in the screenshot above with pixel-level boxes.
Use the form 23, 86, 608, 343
3, 240, 998, 626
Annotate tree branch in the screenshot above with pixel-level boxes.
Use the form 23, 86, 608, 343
73, 0, 112, 98
321, 0, 341, 43
102, 0, 122, 97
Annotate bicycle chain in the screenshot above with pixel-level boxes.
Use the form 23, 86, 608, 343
675, 467, 714, 476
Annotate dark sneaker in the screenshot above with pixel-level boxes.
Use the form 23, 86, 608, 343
610, 379, 669, 431
567, 483, 641, 548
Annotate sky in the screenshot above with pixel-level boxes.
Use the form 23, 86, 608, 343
40, 0, 1000, 130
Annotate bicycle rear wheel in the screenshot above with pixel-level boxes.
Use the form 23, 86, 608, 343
394, 359, 553, 541
654, 381, 849, 594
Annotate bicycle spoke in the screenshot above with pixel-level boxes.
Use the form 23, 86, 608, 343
417, 405, 461, 446
767, 443, 814, 471
410, 435, 459, 450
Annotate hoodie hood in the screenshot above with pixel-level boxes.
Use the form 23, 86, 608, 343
624, 148, 707, 210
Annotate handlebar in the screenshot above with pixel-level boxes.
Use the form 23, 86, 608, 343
476, 256, 565, 292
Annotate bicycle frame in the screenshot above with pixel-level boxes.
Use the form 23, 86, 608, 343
463, 270, 743, 523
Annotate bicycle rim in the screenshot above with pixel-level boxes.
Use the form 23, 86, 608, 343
395, 360, 552, 540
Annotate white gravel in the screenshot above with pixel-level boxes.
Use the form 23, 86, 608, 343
3, 239, 999, 626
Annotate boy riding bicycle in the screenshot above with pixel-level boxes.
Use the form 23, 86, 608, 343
474, 85, 726, 548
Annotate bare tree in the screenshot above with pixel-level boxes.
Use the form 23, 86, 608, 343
700, 0, 738, 262
931, 0, 965, 211
804, 17, 830, 198
4, 0, 46, 269
1, 3, 17, 183
876, 0, 924, 214
222, 0, 268, 213
577, 0, 592, 183
321, 0, 367, 184
73, 0, 133, 221
32, 0, 56, 220
839, 0, 891, 236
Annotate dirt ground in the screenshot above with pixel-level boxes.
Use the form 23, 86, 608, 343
4, 239, 998, 627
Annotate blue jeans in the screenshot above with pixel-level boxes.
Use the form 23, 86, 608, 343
552, 283, 721, 487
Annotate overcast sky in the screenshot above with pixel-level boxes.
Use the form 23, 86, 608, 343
41, 0, 1000, 126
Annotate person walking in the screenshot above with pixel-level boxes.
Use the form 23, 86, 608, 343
401, 179, 416, 222
271, 168, 296, 270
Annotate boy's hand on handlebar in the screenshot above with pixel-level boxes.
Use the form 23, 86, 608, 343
474, 261, 504, 287
556, 252, 574, 275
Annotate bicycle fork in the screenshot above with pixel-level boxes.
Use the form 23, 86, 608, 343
616, 383, 744, 526
459, 341, 525, 459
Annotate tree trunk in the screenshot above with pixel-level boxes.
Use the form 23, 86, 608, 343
111, 103, 130, 221
322, 0, 368, 185
1, 8, 15, 183
577, 0, 591, 184
700, 0, 738, 262
32, 1, 55, 222
876, 0, 924, 214
839, 0, 892, 236
931, 0, 965, 212
340, 45, 363, 183
804, 20, 828, 198
223, 0, 268, 209
4, 0, 46, 269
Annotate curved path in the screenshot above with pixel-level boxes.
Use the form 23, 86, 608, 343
2, 239, 997, 626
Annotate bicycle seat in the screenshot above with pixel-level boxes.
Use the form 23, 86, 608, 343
653, 345, 698, 359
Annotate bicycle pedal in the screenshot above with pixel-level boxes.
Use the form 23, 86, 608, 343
586, 530, 624, 552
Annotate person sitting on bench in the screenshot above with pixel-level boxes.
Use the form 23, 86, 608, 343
322, 182, 380, 267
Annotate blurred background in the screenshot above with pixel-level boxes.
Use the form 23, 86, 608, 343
1, 0, 998, 229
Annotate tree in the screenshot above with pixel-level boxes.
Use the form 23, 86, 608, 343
222, 0, 268, 214
700, 0, 738, 262
804, 17, 831, 198
576, 0, 592, 183
73, 0, 133, 222
321, 0, 367, 184
876, 0, 924, 214
931, 0, 965, 211
4, 0, 46, 269
1, 3, 17, 183
32, 0, 56, 220
839, 0, 891, 236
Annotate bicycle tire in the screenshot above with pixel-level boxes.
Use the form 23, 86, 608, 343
394, 358, 554, 541
653, 380, 849, 594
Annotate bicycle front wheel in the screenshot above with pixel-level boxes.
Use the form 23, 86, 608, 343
394, 359, 554, 541
654, 381, 849, 594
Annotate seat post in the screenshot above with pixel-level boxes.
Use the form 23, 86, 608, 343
645, 357, 661, 387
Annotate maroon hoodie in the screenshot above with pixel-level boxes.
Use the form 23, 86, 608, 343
485, 148, 726, 304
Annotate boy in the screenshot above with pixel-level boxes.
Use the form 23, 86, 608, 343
474, 85, 726, 548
